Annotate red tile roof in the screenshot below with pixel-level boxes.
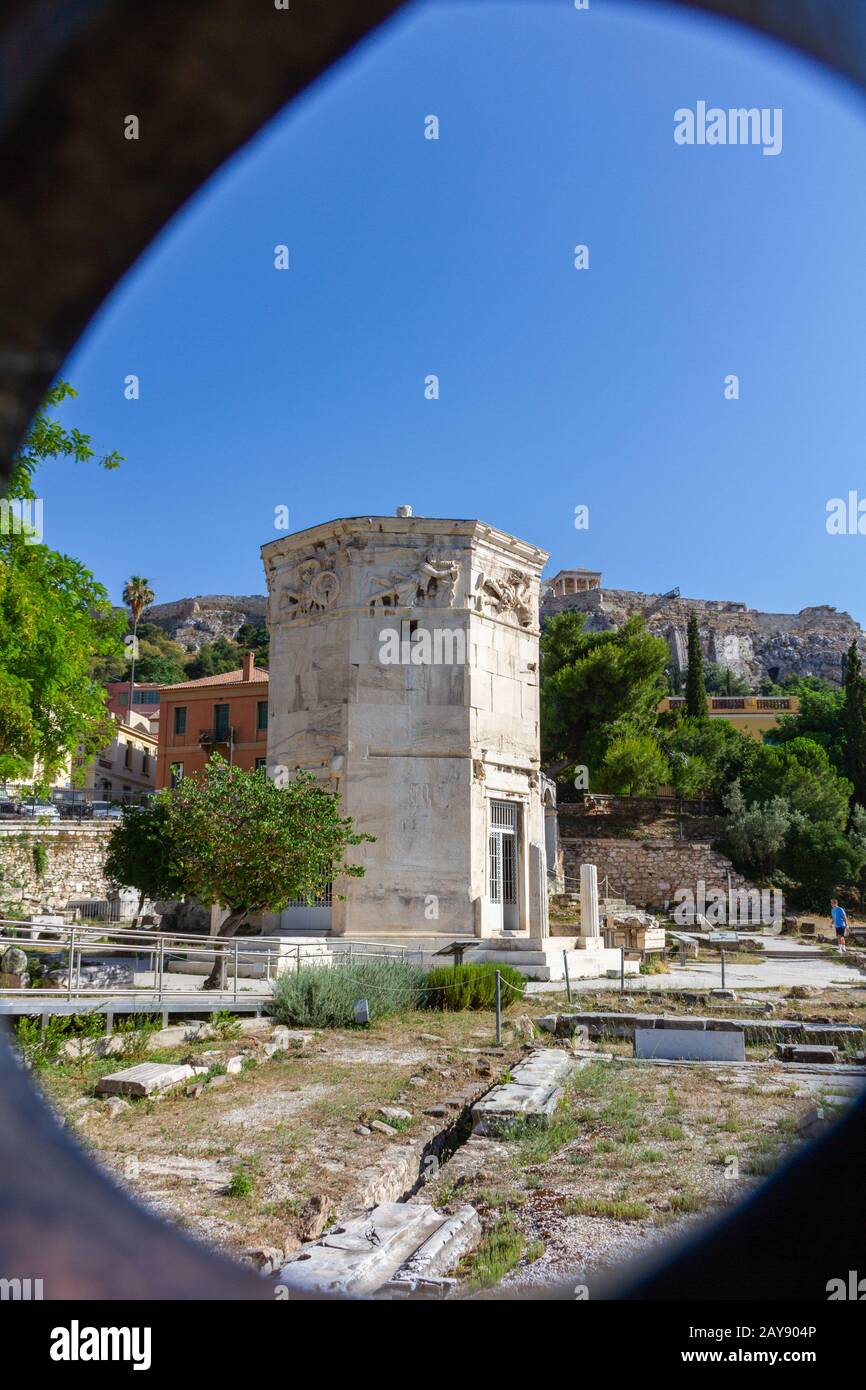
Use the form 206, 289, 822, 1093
160, 667, 269, 693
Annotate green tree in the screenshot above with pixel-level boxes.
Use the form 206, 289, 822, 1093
597, 729, 670, 795
541, 612, 669, 780
122, 575, 155, 709
184, 636, 244, 680
773, 683, 845, 771
7, 380, 122, 500
0, 383, 125, 782
660, 715, 755, 799
90, 621, 188, 685
741, 738, 851, 828
107, 756, 374, 988
235, 622, 269, 667
103, 799, 185, 924
842, 640, 866, 812
131, 624, 189, 684
781, 816, 866, 911
702, 661, 751, 696
722, 783, 791, 878
685, 611, 706, 717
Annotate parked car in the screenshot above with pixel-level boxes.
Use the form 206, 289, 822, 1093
90, 801, 123, 820
19, 800, 61, 821
0, 799, 21, 819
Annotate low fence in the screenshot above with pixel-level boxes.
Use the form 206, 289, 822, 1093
0, 919, 423, 1008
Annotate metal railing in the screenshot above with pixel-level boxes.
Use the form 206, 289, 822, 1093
0, 918, 422, 1007
0, 787, 155, 823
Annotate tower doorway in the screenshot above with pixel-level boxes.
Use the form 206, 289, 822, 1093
489, 799, 519, 931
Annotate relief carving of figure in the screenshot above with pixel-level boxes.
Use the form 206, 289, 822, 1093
368, 552, 459, 610
481, 568, 533, 627
278, 557, 341, 619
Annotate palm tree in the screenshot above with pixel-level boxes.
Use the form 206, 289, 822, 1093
122, 576, 155, 719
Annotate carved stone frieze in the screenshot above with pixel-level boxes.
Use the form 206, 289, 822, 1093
480, 568, 534, 628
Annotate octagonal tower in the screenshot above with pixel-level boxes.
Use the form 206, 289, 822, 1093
261, 512, 549, 941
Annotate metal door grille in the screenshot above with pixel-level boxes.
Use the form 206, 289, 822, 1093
490, 800, 518, 830
489, 800, 518, 906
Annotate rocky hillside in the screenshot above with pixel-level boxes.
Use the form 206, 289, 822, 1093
144, 595, 267, 651
541, 588, 865, 687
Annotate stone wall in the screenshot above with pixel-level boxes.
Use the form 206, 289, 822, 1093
0, 824, 114, 915
561, 835, 756, 911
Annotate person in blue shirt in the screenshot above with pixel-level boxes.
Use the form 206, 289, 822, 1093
830, 898, 848, 951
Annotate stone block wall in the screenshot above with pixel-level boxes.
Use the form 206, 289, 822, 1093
0, 824, 114, 915
561, 835, 756, 910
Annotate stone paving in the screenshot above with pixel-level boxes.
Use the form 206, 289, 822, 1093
527, 936, 864, 994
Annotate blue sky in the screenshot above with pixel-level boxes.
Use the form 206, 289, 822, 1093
44, 0, 866, 624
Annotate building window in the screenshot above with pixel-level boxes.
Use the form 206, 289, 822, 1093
134, 690, 160, 705
170, 762, 184, 787
119, 692, 128, 706
123, 742, 132, 768
257, 701, 268, 731
142, 750, 150, 777
255, 757, 267, 770
214, 703, 230, 740
174, 706, 187, 736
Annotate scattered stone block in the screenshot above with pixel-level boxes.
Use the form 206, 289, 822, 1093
298, 1194, 329, 1243
355, 1125, 372, 1136
711, 989, 737, 1001
103, 1098, 131, 1118
240, 1245, 284, 1276
96, 1062, 200, 1098
225, 1056, 245, 1075
635, 1027, 745, 1062
471, 1049, 576, 1134
370, 1120, 398, 1137
0, 971, 28, 989
776, 1044, 838, 1064
798, 1106, 833, 1140
379, 1106, 412, 1122
802, 1025, 864, 1047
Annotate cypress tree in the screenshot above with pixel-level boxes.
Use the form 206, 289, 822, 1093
685, 611, 706, 717
843, 639, 866, 811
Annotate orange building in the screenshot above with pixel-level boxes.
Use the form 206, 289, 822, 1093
155, 652, 269, 787
657, 694, 799, 740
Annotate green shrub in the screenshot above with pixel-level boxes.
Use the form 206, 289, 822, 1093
32, 842, 47, 878
14, 1014, 71, 1068
208, 1009, 242, 1041
226, 1165, 253, 1198
423, 962, 525, 1011
114, 1015, 160, 1062
270, 961, 426, 1029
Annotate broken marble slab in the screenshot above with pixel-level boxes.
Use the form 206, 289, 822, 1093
470, 1048, 576, 1135
277, 1201, 479, 1297
95, 1062, 208, 1098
